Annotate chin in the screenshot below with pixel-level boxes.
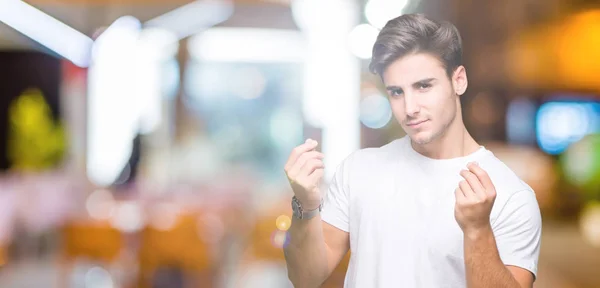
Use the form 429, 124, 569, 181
408, 131, 435, 145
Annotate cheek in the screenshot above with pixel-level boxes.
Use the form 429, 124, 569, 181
389, 100, 405, 118
424, 90, 454, 114
431, 97, 457, 123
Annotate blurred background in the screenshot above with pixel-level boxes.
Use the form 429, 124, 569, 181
0, 0, 599, 287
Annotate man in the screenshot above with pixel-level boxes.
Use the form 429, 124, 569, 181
283, 13, 541, 288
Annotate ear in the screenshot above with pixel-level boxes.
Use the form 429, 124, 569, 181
452, 65, 468, 96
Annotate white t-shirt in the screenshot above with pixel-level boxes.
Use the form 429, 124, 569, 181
321, 136, 542, 288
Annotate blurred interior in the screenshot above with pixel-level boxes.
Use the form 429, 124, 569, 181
0, 0, 599, 287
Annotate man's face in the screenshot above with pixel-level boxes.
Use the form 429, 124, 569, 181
382, 53, 464, 145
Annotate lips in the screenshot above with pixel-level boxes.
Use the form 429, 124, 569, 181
406, 120, 428, 127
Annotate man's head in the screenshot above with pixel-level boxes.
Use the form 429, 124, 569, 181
370, 14, 468, 145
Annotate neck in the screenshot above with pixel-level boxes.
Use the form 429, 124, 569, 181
411, 115, 480, 160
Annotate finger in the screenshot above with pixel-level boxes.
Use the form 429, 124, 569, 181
458, 180, 475, 198
454, 187, 466, 202
285, 139, 318, 171
284, 139, 319, 171
288, 151, 325, 175
459, 170, 485, 196
294, 164, 324, 189
467, 162, 495, 195
299, 158, 325, 177
287, 151, 324, 179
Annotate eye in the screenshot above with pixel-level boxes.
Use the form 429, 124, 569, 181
417, 83, 432, 90
389, 89, 403, 97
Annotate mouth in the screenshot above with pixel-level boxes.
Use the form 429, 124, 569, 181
406, 119, 429, 128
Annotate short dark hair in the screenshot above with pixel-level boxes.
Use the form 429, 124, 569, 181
369, 13, 463, 78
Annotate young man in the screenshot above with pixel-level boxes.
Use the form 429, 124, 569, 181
283, 13, 541, 288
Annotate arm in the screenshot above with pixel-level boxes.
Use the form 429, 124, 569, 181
284, 218, 349, 288
463, 226, 533, 288
457, 163, 540, 288
282, 139, 351, 288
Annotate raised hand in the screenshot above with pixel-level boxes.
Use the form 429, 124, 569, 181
454, 162, 497, 237
284, 139, 325, 210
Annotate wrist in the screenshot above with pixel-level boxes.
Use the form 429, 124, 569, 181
463, 224, 493, 241
295, 196, 321, 211
292, 196, 322, 220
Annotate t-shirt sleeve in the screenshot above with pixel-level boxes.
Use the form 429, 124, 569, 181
321, 158, 350, 232
493, 189, 542, 279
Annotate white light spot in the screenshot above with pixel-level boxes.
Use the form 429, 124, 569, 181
348, 24, 380, 59
110, 201, 144, 233
360, 93, 392, 129
86, 189, 115, 220
365, 0, 410, 29
85, 266, 114, 288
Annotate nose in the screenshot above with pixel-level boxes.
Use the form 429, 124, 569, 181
404, 93, 420, 116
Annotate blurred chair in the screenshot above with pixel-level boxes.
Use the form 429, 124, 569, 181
59, 220, 124, 287
233, 199, 291, 288
246, 214, 287, 263
137, 212, 216, 288
242, 211, 350, 287
237, 197, 351, 287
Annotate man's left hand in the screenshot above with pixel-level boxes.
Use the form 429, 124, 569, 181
454, 162, 497, 237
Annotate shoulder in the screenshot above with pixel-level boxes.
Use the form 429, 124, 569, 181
479, 151, 541, 226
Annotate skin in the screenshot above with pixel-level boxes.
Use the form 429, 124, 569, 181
283, 52, 534, 288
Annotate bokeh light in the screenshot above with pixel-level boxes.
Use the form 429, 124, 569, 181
109, 201, 144, 233
506, 98, 537, 145
561, 134, 600, 195
86, 189, 116, 220
271, 230, 290, 249
536, 101, 600, 155
275, 215, 291, 231
580, 202, 600, 247
360, 93, 392, 129
555, 10, 600, 89
84, 266, 114, 288
149, 202, 180, 231
348, 24, 379, 59
2, 1, 600, 287
292, 0, 358, 32
365, 0, 410, 29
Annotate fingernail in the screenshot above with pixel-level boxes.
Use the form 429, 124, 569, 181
306, 138, 312, 143
473, 161, 479, 166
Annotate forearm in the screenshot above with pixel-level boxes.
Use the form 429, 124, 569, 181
463, 226, 521, 288
284, 216, 329, 288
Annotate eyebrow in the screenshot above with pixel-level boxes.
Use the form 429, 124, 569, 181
385, 78, 437, 91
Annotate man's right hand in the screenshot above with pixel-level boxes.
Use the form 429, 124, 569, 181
284, 138, 325, 210
283, 139, 350, 288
